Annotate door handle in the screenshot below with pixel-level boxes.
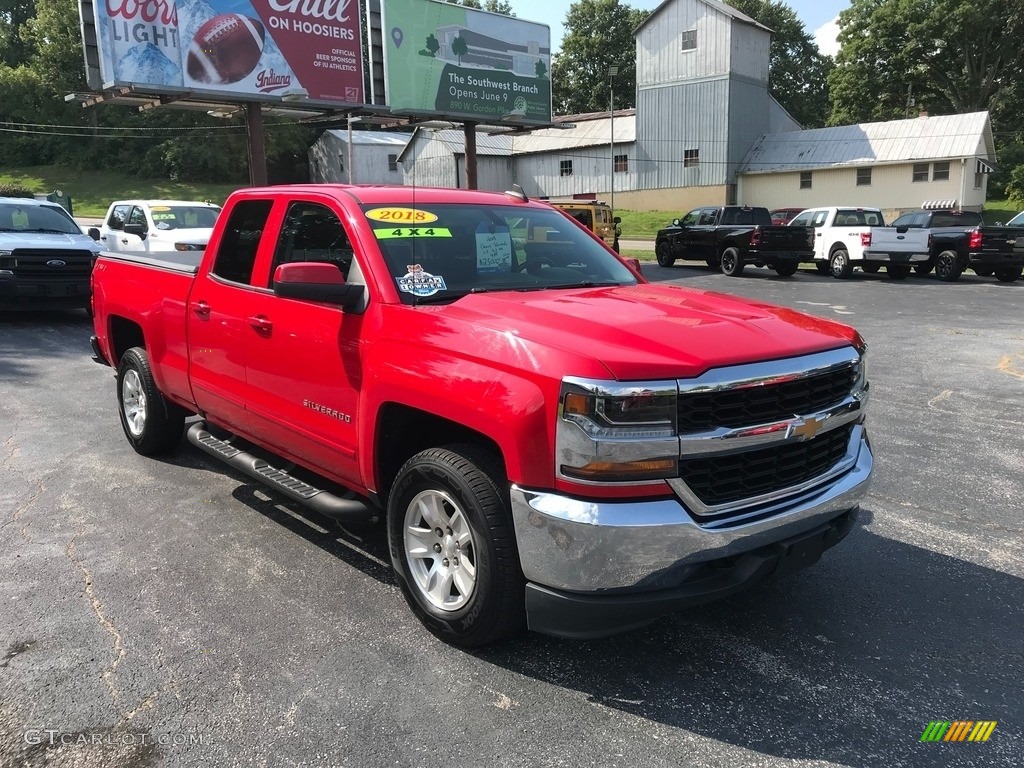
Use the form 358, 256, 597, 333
120, 238, 129, 244
248, 315, 273, 333
193, 300, 211, 318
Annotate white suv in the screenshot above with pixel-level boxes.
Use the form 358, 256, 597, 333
92, 200, 221, 253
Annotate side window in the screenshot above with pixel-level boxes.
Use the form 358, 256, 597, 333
790, 213, 811, 227
680, 209, 702, 226
271, 202, 354, 283
211, 199, 273, 285
700, 209, 720, 225
891, 214, 912, 228
107, 205, 130, 230
127, 206, 148, 231
812, 211, 829, 227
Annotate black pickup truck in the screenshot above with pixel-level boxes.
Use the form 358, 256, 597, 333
654, 205, 815, 277
889, 209, 1024, 282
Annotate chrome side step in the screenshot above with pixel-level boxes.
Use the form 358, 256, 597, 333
186, 422, 374, 523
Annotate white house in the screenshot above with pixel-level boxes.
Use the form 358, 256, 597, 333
737, 112, 995, 216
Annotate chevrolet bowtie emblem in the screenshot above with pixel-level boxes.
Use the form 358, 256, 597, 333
788, 416, 824, 440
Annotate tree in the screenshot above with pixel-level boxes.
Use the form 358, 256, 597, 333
828, 0, 1024, 127
451, 34, 468, 65
443, 0, 514, 15
0, 0, 35, 68
422, 33, 440, 57
552, 0, 650, 115
727, 0, 833, 128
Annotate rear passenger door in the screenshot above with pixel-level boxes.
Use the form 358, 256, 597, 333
243, 199, 365, 486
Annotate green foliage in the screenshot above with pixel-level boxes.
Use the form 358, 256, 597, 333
535, 59, 547, 79
552, 0, 650, 115
0, 182, 37, 198
425, 33, 440, 57
613, 209, 679, 239
443, 0, 514, 14
727, 0, 832, 128
828, 0, 1024, 127
0, 0, 34, 68
451, 34, 468, 64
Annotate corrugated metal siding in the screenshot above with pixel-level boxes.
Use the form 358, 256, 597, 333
515, 146, 629, 198
729, 21, 769, 83
308, 131, 408, 184
739, 161, 976, 211
401, 135, 457, 188
728, 79, 769, 180
637, 79, 731, 188
740, 112, 992, 172
768, 97, 802, 133
637, 0, 731, 87
473, 158, 515, 192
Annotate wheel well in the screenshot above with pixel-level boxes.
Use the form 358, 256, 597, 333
109, 316, 145, 364
374, 403, 505, 501
829, 243, 846, 255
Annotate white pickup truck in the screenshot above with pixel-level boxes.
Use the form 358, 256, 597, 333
789, 206, 931, 279
89, 200, 221, 254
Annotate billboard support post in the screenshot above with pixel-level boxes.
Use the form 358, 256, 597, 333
245, 104, 268, 186
464, 123, 477, 189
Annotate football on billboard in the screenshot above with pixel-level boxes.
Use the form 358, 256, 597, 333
186, 14, 266, 85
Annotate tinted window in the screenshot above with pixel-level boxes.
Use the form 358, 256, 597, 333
720, 208, 771, 226
107, 204, 131, 230
698, 209, 720, 225
271, 202, 355, 284
211, 199, 273, 285
789, 212, 811, 227
891, 213, 913, 227
680, 209, 701, 226
931, 211, 982, 227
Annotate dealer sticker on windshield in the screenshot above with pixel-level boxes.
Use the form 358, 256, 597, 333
365, 207, 439, 224
396, 264, 447, 297
374, 227, 452, 239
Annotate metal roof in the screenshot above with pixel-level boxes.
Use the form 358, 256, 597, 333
324, 129, 411, 147
510, 110, 636, 155
740, 111, 994, 174
418, 129, 515, 156
640, 0, 772, 35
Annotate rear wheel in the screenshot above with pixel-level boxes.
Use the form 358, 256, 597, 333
861, 264, 881, 274
973, 266, 993, 277
387, 445, 524, 648
995, 266, 1023, 283
888, 265, 911, 280
829, 249, 853, 279
720, 247, 745, 277
116, 347, 185, 455
655, 241, 676, 267
773, 262, 799, 277
934, 250, 963, 282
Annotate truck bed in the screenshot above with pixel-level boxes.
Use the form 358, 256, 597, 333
98, 250, 203, 274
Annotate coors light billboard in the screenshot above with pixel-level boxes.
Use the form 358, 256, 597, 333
92, 0, 365, 105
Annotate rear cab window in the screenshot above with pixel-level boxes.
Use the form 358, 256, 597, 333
209, 199, 274, 285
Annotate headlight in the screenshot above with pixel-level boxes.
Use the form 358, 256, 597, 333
174, 242, 206, 252
854, 345, 868, 393
557, 377, 679, 483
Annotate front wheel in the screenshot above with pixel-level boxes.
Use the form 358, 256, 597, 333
934, 250, 963, 282
720, 247, 745, 277
773, 262, 799, 277
116, 347, 185, 455
387, 445, 524, 648
655, 241, 676, 268
995, 266, 1023, 283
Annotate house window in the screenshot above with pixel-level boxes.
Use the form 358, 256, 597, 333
912, 163, 929, 182
388, 154, 399, 171
614, 154, 628, 173
974, 172, 984, 189
560, 160, 573, 177
680, 29, 697, 52
856, 168, 872, 186
338, 155, 344, 173
684, 148, 699, 168
799, 171, 812, 189
933, 161, 950, 181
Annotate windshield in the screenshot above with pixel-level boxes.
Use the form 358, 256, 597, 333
149, 205, 220, 230
0, 202, 81, 234
362, 203, 638, 304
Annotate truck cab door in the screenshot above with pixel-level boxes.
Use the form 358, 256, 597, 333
117, 205, 150, 252
101, 204, 132, 252
674, 209, 702, 257
241, 199, 364, 486
694, 208, 720, 258
187, 198, 275, 436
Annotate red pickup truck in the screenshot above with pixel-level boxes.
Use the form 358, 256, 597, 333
90, 184, 873, 647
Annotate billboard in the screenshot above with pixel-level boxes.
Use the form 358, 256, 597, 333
381, 0, 551, 125
90, 0, 365, 105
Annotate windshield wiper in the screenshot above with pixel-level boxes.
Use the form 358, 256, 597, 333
412, 292, 467, 305
23, 228, 76, 234
542, 280, 622, 290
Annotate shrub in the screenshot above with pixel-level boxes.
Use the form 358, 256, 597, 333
0, 183, 37, 199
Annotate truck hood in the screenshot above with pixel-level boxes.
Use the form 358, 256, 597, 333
144, 227, 214, 250
441, 283, 858, 380
0, 231, 102, 251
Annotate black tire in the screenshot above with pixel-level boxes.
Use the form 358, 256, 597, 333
995, 266, 1023, 283
829, 249, 853, 279
815, 261, 830, 275
914, 261, 934, 276
934, 250, 963, 282
116, 347, 185, 455
861, 264, 881, 274
973, 266, 994, 277
387, 444, 524, 648
655, 241, 675, 267
774, 262, 799, 277
888, 265, 911, 280
720, 246, 745, 277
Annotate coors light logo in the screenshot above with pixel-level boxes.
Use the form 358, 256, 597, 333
106, 0, 183, 86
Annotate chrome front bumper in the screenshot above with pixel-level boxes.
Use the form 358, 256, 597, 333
510, 426, 873, 594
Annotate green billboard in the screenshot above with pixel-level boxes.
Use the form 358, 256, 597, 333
382, 0, 552, 125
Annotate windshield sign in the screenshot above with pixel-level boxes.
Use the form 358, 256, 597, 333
362, 203, 638, 304
150, 206, 221, 230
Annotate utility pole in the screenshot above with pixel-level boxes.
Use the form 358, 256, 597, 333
609, 65, 618, 214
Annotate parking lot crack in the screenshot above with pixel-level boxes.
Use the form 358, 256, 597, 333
6, 479, 44, 543
66, 538, 126, 705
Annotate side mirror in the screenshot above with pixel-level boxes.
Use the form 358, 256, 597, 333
273, 262, 364, 309
87, 227, 101, 241
124, 223, 147, 239
613, 216, 621, 224
672, 218, 681, 227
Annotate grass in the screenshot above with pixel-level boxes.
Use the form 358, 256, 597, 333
981, 199, 1021, 224
616, 209, 678, 240
0, 166, 243, 217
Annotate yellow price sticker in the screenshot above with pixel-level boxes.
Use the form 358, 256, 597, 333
365, 207, 439, 225
374, 227, 452, 239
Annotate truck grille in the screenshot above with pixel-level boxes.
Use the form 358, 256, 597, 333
4, 249, 94, 280
679, 423, 855, 507
678, 365, 858, 432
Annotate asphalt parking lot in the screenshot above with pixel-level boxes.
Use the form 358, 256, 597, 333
2, 265, 1022, 768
